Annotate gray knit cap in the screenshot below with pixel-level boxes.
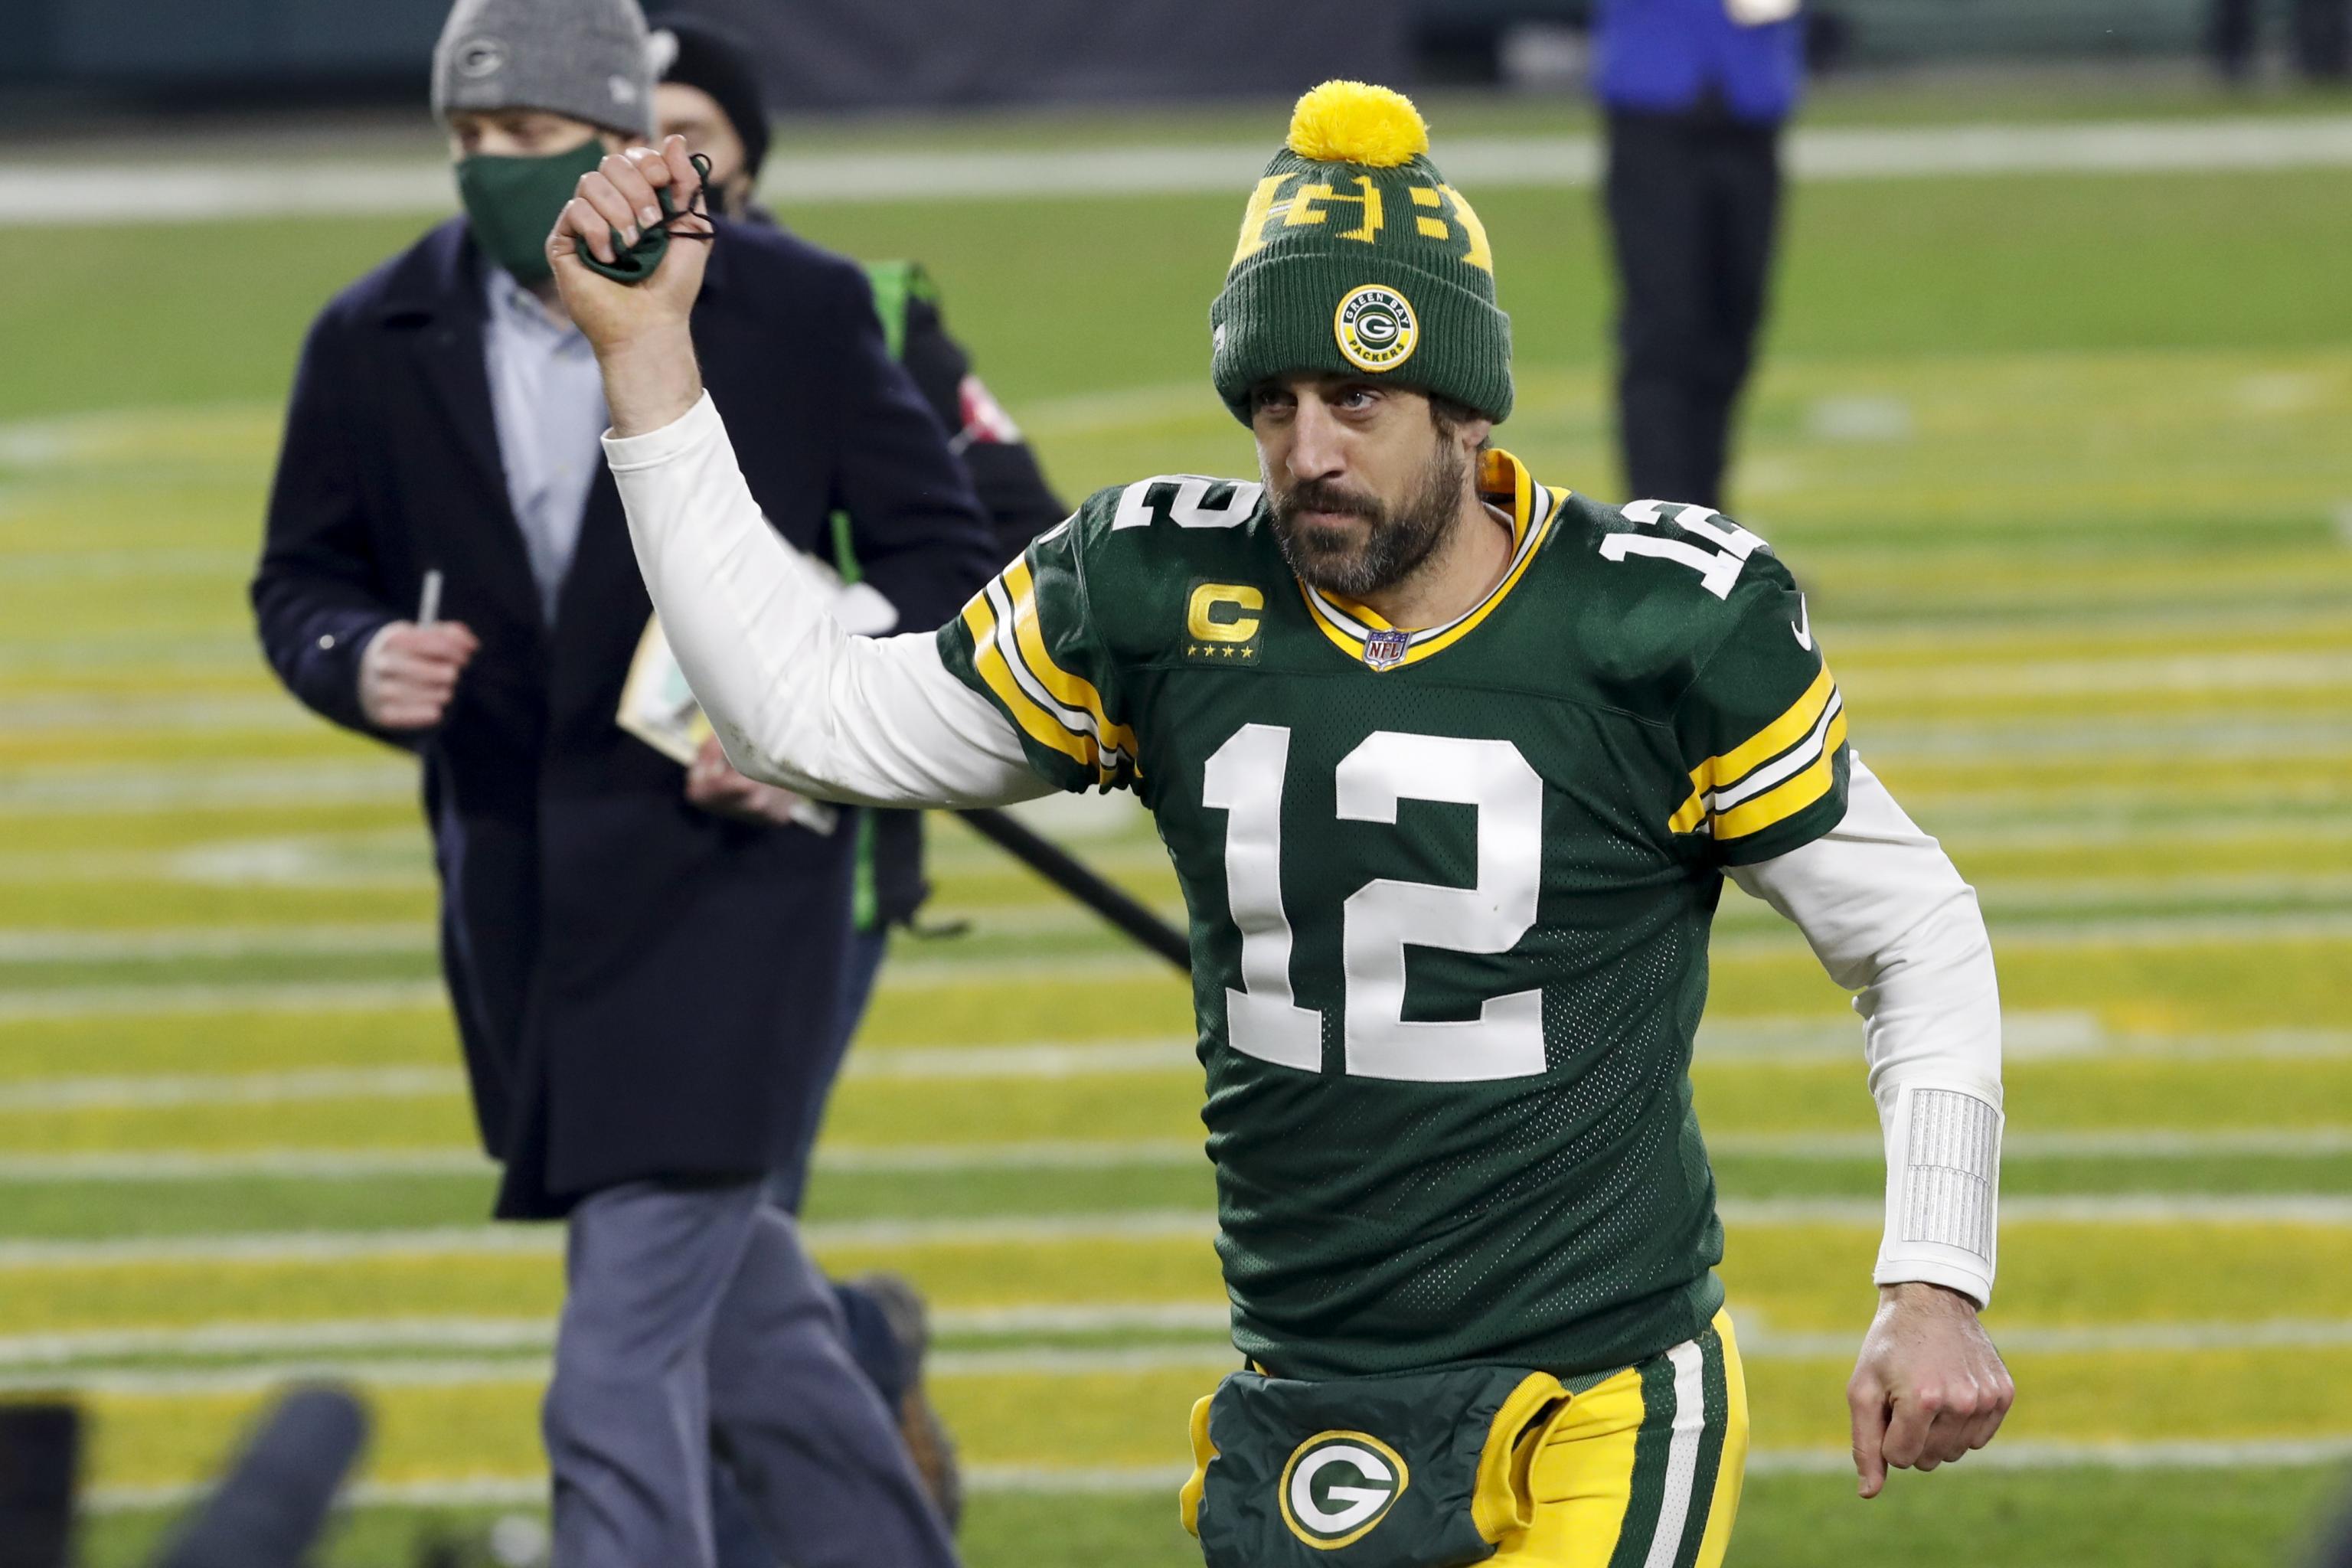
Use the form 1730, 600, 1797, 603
432, 0, 655, 139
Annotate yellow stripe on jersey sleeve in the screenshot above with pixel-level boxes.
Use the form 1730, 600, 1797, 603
1667, 788, 1710, 838
1712, 707, 1847, 841
960, 588, 1098, 773
1691, 665, 1834, 796
1669, 665, 1837, 835
1003, 559, 1139, 762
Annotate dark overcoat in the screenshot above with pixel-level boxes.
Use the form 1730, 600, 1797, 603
252, 216, 996, 1218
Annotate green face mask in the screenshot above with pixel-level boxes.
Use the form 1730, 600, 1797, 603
454, 137, 609, 289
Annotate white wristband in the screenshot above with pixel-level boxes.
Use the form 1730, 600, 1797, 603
1873, 1080, 2001, 1307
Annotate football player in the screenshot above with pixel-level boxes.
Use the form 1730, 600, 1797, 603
550, 81, 2012, 1568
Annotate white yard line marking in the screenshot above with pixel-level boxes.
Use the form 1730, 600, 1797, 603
817, 1138, 1205, 1171
72, 1435, 2352, 1514
1948, 815, 2352, 851
28, 1323, 2352, 1392
0, 1127, 2336, 1186
923, 872, 2352, 955
0, 1357, 550, 1396
0, 840, 430, 889
16, 1317, 2352, 1380
1710, 1128, 2352, 1160
1723, 1196, 2352, 1227
857, 908, 2352, 990
0, 982, 446, 1024
1855, 650, 2352, 700
803, 1212, 1218, 1249
871, 952, 1181, 988
1739, 1318, 2352, 1359
1742, 1436, 2352, 1477
2, 1022, 2344, 1116
0, 1067, 460, 1112
0, 1305, 1246, 1369
0, 762, 416, 814
0, 1148, 495, 1181
0, 1318, 554, 1367
1716, 910, 2352, 959
21, 119, 2352, 226
934, 1302, 1233, 1337
14, 1316, 2352, 1373
6, 1196, 2352, 1270
86, 1476, 554, 1514
0, 695, 314, 733
840, 1040, 1197, 1080
0, 924, 432, 963
0, 1227, 559, 1269
0, 904, 2336, 1017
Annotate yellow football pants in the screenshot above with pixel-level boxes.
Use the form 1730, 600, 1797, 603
1490, 1308, 1749, 1567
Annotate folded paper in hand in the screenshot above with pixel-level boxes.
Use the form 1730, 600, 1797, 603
618, 615, 838, 836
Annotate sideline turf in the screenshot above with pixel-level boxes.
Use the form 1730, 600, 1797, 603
3, 86, 2349, 1566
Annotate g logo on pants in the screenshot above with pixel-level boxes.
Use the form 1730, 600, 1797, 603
1279, 1430, 1410, 1549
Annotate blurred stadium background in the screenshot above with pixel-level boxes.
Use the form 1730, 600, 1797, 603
4, 2, 2351, 1564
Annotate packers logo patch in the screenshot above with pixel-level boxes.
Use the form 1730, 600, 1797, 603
1279, 1430, 1409, 1550
1333, 285, 1418, 374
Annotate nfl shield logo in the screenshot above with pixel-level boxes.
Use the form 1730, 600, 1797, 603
1362, 629, 1410, 671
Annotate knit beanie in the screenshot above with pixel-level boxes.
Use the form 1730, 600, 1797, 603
1210, 81, 1512, 426
432, 0, 655, 139
650, 14, 773, 181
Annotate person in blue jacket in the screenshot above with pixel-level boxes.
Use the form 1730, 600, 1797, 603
1592, 0, 1804, 511
247, 0, 994, 1562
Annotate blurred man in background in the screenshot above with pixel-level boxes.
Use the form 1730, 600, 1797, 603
2210, 0, 2351, 81
1594, 0, 1804, 510
648, 18, 1070, 1548
247, 0, 995, 1562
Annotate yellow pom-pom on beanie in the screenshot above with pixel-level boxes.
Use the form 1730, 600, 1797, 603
1214, 78, 1513, 425
1284, 80, 1429, 168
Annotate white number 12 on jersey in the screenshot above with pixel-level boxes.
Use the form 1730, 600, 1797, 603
1203, 724, 1546, 1083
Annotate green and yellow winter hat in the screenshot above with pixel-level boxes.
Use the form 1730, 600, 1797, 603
1210, 80, 1512, 425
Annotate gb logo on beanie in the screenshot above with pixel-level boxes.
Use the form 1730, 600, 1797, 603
1334, 285, 1419, 374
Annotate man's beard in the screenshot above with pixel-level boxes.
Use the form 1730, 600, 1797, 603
1267, 439, 1469, 601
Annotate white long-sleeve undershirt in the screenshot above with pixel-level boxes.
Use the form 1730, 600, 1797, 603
1733, 757, 2004, 1305
605, 390, 2004, 1305
607, 392, 1050, 809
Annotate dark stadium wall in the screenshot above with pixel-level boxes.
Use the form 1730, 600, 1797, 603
0, 0, 1410, 107
681, 0, 1412, 109
0, 0, 2216, 105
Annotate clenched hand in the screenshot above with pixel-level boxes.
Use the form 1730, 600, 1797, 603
547, 136, 713, 436
358, 621, 479, 731
1849, 1281, 2015, 1498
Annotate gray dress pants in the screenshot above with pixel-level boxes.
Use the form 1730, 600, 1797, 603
543, 1179, 958, 1568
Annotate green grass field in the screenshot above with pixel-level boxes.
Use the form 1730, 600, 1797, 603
5, 79, 2352, 1566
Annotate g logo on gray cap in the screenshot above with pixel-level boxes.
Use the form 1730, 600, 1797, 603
456, 38, 506, 79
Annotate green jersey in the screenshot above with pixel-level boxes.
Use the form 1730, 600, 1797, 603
936, 450, 1851, 1380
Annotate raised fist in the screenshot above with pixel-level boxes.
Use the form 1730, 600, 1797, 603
547, 137, 714, 354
